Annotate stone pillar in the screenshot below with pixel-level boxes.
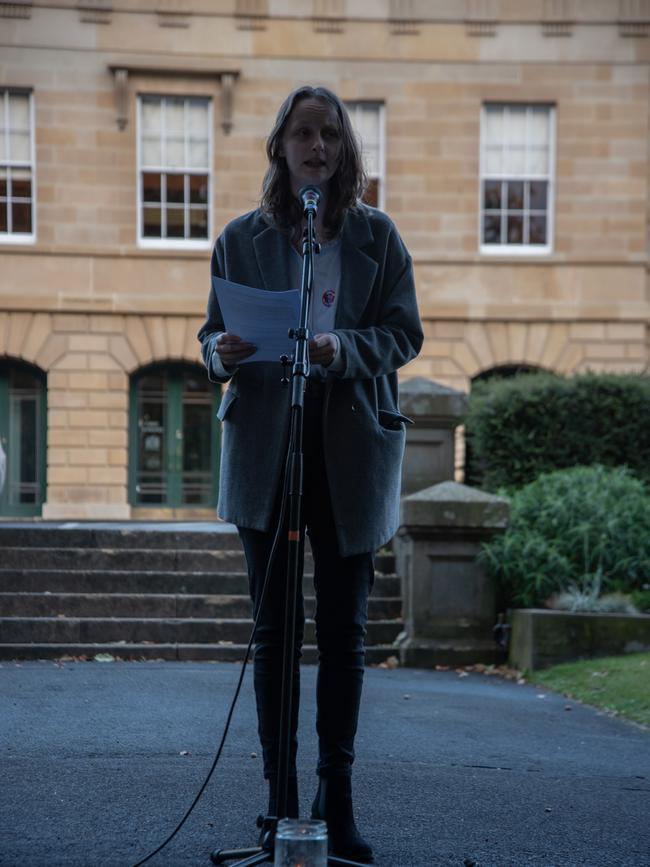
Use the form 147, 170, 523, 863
399, 378, 468, 495
395, 481, 510, 668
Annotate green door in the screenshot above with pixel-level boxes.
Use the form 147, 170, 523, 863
129, 363, 220, 508
0, 360, 47, 517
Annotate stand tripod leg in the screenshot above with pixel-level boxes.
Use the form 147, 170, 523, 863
210, 846, 271, 865
327, 855, 371, 866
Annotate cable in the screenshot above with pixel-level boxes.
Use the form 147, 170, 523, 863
130, 420, 296, 867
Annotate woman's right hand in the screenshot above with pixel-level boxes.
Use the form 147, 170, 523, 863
216, 332, 257, 367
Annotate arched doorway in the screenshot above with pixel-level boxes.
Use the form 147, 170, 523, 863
0, 358, 47, 517
128, 362, 220, 509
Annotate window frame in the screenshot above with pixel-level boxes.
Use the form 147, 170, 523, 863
0, 88, 36, 246
345, 101, 386, 211
478, 102, 556, 257
136, 93, 213, 250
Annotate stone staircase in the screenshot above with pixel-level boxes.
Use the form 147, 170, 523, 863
0, 523, 402, 663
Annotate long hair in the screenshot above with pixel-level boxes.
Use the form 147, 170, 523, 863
260, 85, 367, 235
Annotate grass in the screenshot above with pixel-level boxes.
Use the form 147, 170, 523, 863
532, 652, 650, 728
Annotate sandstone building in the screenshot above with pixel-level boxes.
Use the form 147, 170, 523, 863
0, 0, 648, 519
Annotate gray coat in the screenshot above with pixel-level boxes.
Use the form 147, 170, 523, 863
197, 203, 423, 557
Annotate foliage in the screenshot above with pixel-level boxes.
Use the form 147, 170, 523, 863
631, 588, 650, 614
465, 372, 650, 491
550, 590, 638, 614
533, 652, 650, 728
479, 465, 650, 609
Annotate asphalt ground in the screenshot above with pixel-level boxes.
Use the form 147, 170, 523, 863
1, 660, 649, 867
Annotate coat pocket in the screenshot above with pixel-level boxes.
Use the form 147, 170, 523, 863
378, 409, 413, 431
217, 388, 238, 421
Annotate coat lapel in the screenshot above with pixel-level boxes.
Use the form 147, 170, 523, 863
252, 222, 292, 293
335, 208, 378, 329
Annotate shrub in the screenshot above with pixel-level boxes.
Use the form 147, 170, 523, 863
465, 372, 650, 491
479, 465, 650, 609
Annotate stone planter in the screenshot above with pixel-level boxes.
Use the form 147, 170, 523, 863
508, 608, 650, 671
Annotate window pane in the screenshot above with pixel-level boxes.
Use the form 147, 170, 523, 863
187, 100, 208, 135
165, 206, 185, 238
483, 214, 501, 244
10, 131, 30, 161
189, 207, 208, 239
361, 142, 380, 177
506, 106, 526, 145
504, 145, 525, 175
166, 173, 185, 204
528, 146, 549, 175
529, 215, 547, 245
0, 131, 6, 162
529, 107, 550, 148
507, 215, 523, 244
362, 177, 379, 208
166, 137, 184, 168
189, 174, 208, 204
165, 98, 184, 135
11, 201, 31, 233
529, 180, 548, 209
0, 168, 6, 198
507, 181, 524, 210
483, 180, 501, 209
484, 106, 503, 147
0, 200, 6, 232
142, 172, 161, 203
143, 206, 161, 237
484, 146, 501, 175
9, 94, 30, 129
11, 169, 31, 199
142, 136, 161, 166
138, 390, 166, 504
141, 98, 162, 133
188, 138, 208, 169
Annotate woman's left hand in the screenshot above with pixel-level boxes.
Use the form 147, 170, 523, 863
309, 333, 337, 367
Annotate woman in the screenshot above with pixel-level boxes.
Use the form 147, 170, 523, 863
198, 85, 422, 863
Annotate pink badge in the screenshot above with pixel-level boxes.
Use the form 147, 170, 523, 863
322, 289, 336, 308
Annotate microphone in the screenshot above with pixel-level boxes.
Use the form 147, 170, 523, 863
299, 185, 320, 217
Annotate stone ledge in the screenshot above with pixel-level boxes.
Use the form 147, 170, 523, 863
400, 481, 510, 530
509, 608, 650, 671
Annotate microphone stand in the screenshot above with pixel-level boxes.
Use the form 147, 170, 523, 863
210, 197, 366, 866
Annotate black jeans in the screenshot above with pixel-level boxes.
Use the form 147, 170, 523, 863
238, 385, 374, 781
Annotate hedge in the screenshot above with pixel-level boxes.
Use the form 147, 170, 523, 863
464, 372, 650, 491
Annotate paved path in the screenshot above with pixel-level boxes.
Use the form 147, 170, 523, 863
1, 660, 649, 867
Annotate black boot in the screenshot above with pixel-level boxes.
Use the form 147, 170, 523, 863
311, 775, 373, 864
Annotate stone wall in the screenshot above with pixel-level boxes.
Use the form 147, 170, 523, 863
0, 0, 648, 516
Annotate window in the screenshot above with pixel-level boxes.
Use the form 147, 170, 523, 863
137, 95, 211, 247
479, 103, 555, 254
345, 102, 385, 210
0, 90, 35, 243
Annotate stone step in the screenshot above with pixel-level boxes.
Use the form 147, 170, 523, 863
0, 570, 401, 596
0, 643, 400, 665
0, 617, 403, 645
0, 547, 396, 576
0, 592, 402, 620
0, 547, 253, 572
0, 524, 240, 551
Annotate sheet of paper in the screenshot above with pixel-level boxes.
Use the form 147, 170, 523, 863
212, 276, 301, 364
